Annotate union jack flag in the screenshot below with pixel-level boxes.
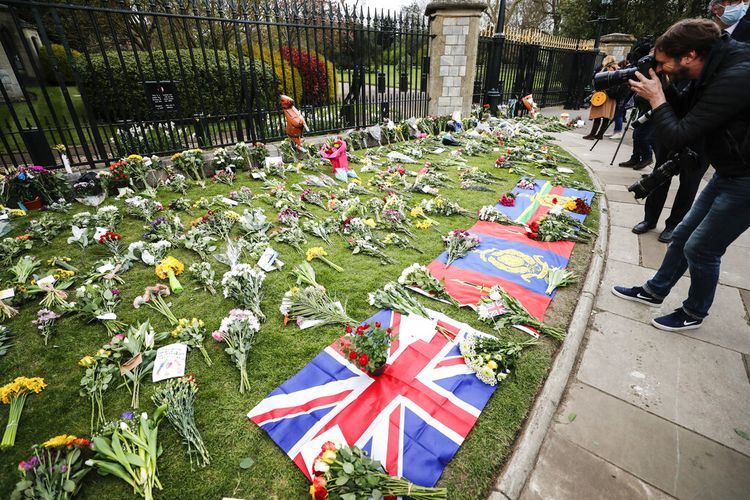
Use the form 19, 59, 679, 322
248, 309, 498, 487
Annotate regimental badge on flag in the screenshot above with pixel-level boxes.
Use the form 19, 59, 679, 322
248, 309, 499, 488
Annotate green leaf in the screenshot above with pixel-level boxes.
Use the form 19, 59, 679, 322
735, 428, 750, 441
239, 457, 254, 469
372, 489, 383, 499
342, 462, 354, 474
366, 475, 380, 486
340, 494, 357, 500
62, 479, 76, 493
568, 412, 577, 422
335, 475, 349, 486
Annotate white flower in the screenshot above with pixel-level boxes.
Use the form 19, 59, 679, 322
85, 459, 94, 466
119, 422, 129, 431
144, 331, 155, 349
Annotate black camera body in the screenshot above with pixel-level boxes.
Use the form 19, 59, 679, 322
594, 55, 656, 91
628, 148, 700, 199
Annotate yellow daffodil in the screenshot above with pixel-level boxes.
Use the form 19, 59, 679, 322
306, 247, 327, 261
409, 206, 424, 218
363, 218, 376, 228
415, 220, 433, 230
0, 377, 47, 404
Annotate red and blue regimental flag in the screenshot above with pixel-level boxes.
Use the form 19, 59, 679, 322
496, 179, 595, 225
428, 221, 575, 319
248, 310, 497, 487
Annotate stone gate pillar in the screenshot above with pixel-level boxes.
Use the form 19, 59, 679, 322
424, 0, 486, 117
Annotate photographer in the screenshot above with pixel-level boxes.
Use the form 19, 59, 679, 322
612, 19, 750, 331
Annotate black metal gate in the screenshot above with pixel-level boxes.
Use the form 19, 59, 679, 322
0, 0, 430, 172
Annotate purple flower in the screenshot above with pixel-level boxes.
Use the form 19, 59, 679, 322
60, 464, 69, 473
28, 455, 39, 467
120, 411, 134, 420
111, 289, 121, 295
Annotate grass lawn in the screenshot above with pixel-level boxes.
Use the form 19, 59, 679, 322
338, 64, 422, 90
0, 139, 597, 498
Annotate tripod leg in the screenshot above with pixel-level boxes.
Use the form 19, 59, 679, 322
610, 110, 637, 165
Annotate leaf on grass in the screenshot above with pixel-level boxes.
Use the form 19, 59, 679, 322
239, 457, 254, 469
735, 428, 750, 441
568, 413, 577, 423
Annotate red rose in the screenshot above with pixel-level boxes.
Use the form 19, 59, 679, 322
349, 351, 358, 360
374, 321, 381, 328
529, 221, 539, 232
552, 197, 558, 204
359, 353, 369, 366
321, 441, 337, 452
345, 326, 353, 334
386, 327, 392, 334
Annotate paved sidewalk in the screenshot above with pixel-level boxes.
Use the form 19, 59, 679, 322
512, 123, 750, 499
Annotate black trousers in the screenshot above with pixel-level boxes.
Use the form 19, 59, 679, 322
644, 162, 710, 229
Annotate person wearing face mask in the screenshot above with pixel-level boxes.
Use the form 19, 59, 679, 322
612, 19, 750, 332
710, 0, 750, 41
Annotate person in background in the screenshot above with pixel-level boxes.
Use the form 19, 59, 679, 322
583, 56, 618, 140
618, 41, 656, 170
628, 1, 748, 241
710, 0, 750, 41
604, 59, 630, 140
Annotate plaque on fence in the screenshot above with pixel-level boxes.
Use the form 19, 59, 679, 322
145, 81, 178, 112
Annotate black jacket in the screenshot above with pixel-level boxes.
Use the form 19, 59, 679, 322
730, 18, 750, 42
650, 35, 750, 177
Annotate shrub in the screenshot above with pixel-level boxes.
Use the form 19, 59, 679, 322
245, 45, 303, 105
279, 47, 336, 106
76, 50, 281, 120
38, 43, 81, 85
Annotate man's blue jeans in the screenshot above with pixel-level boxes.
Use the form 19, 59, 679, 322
644, 174, 750, 318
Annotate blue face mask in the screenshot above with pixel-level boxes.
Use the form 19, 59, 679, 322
720, 2, 749, 26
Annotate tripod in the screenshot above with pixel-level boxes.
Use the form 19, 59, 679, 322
587, 107, 638, 165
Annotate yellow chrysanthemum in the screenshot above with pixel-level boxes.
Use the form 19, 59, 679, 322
306, 247, 327, 262
127, 154, 143, 161
415, 220, 433, 230
564, 199, 577, 211
223, 210, 240, 221
10, 209, 26, 217
53, 269, 75, 280
170, 152, 182, 162
155, 256, 184, 279
0, 377, 47, 404
409, 207, 424, 218
42, 434, 77, 448
78, 356, 96, 367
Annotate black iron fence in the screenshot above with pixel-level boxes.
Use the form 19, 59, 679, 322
474, 27, 597, 111
0, 0, 430, 171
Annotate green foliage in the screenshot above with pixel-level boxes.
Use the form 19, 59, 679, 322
76, 50, 280, 120
38, 43, 81, 85
247, 45, 304, 104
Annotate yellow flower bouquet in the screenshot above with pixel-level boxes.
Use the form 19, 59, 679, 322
155, 256, 184, 294
1, 376, 46, 448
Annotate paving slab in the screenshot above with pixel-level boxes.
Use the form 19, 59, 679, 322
607, 225, 640, 265
554, 383, 750, 498
639, 233, 671, 270
595, 259, 750, 354
604, 187, 641, 204
520, 431, 674, 500
579, 311, 750, 456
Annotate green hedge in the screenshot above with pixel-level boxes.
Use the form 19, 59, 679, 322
39, 43, 81, 85
76, 50, 280, 120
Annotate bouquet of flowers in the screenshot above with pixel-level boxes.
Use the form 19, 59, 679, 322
143, 215, 184, 243
461, 179, 493, 191
97, 231, 123, 257
368, 282, 430, 318
302, 218, 335, 245
212, 169, 235, 185
480, 286, 566, 340
408, 206, 440, 227
398, 263, 457, 305
165, 172, 189, 194
9, 255, 40, 284
93, 205, 121, 230
419, 195, 471, 217
28, 278, 72, 309
32, 308, 60, 345
477, 205, 523, 226
212, 309, 261, 393
381, 210, 414, 238
347, 236, 395, 265
66, 284, 125, 334
87, 408, 166, 500
168, 197, 192, 212
337, 322, 395, 375
0, 326, 13, 358
26, 214, 65, 242
309, 442, 446, 499
238, 208, 271, 239
133, 284, 179, 325
188, 261, 217, 295
123, 154, 149, 190
1, 235, 33, 266
124, 196, 163, 221
443, 229, 480, 266
221, 264, 266, 321
79, 351, 118, 431
300, 188, 327, 209
228, 185, 254, 206
213, 146, 246, 171
545, 267, 578, 295
182, 227, 217, 260
152, 375, 210, 467
67, 224, 94, 249
126, 240, 172, 266
280, 286, 355, 328
108, 322, 168, 408
1, 376, 46, 448
272, 223, 307, 254
46, 198, 72, 213
172, 148, 205, 180
0, 296, 18, 321
516, 178, 535, 190
382, 232, 422, 253
528, 213, 596, 242
155, 255, 185, 294
564, 197, 592, 215
193, 210, 239, 240
12, 434, 92, 499
459, 333, 537, 385
291, 262, 325, 289
306, 246, 344, 272
171, 318, 212, 366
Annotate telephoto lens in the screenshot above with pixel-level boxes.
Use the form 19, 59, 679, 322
593, 55, 656, 91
